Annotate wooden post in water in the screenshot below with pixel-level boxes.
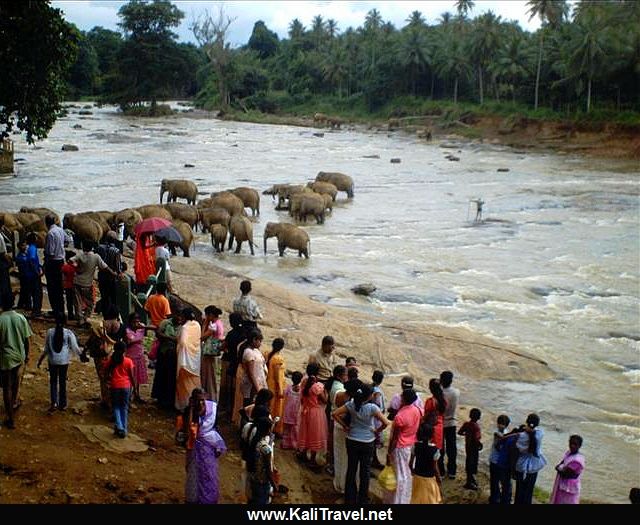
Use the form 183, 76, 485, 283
0, 138, 14, 174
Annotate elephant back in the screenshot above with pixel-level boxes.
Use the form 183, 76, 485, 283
19, 207, 60, 224
65, 215, 103, 244
210, 192, 245, 217
171, 219, 193, 247
201, 207, 230, 229
230, 215, 253, 241
229, 187, 260, 211
77, 212, 110, 236
14, 212, 42, 228
163, 203, 198, 226
307, 181, 338, 199
114, 208, 143, 233
137, 205, 173, 220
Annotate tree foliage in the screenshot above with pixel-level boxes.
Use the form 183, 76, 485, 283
0, 1, 78, 143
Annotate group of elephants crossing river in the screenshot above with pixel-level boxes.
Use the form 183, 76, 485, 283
0, 171, 355, 260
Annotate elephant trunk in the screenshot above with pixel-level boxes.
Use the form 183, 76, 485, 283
263, 236, 268, 254
159, 187, 165, 204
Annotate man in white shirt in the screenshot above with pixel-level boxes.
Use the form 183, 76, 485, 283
440, 370, 460, 479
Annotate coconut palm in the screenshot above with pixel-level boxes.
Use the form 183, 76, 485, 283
399, 27, 431, 95
455, 0, 475, 19
288, 18, 305, 40
471, 10, 502, 104
435, 33, 471, 104
405, 10, 426, 29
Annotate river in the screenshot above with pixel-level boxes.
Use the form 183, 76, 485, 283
2, 103, 638, 503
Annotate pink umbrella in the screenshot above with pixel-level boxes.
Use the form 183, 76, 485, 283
133, 217, 172, 237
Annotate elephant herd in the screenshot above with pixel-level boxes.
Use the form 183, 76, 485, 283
0, 172, 354, 262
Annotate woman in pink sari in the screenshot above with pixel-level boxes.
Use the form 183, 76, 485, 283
296, 362, 328, 470
550, 435, 585, 504
175, 308, 202, 411
125, 312, 154, 403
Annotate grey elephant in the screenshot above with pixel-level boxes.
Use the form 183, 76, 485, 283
210, 224, 227, 253
163, 203, 199, 229
19, 207, 60, 224
263, 222, 310, 258
63, 213, 103, 245
209, 192, 246, 217
168, 219, 194, 257
228, 215, 255, 255
137, 204, 173, 220
228, 187, 260, 216
114, 208, 143, 237
159, 179, 198, 205
200, 207, 231, 232
316, 171, 354, 198
306, 181, 338, 201
76, 212, 110, 236
290, 193, 326, 224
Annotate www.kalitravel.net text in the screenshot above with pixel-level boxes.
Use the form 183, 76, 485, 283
247, 508, 394, 521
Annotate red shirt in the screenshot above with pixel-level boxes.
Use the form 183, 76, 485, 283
62, 263, 76, 290
458, 421, 482, 452
104, 356, 135, 389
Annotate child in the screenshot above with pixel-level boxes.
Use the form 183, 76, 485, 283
281, 371, 303, 450
489, 414, 516, 504
104, 341, 136, 438
371, 370, 386, 470
550, 434, 585, 504
36, 312, 83, 413
345, 356, 358, 372
458, 408, 483, 490
410, 422, 443, 504
264, 338, 286, 436
61, 251, 77, 321
200, 305, 224, 401
125, 312, 153, 403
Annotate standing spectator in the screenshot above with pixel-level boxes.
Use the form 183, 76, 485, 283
423, 378, 447, 474
387, 389, 422, 504
387, 375, 424, 420
297, 362, 329, 470
246, 416, 277, 504
220, 313, 245, 419
281, 371, 303, 450
95, 232, 122, 314
44, 214, 69, 317
264, 338, 286, 436
550, 435, 585, 504
333, 380, 390, 505
0, 294, 33, 429
489, 414, 517, 504
200, 305, 224, 402
458, 408, 483, 490
144, 283, 171, 328
307, 335, 337, 382
71, 241, 117, 327
231, 329, 267, 428
331, 373, 352, 494
15, 237, 42, 317
124, 312, 153, 403
154, 236, 173, 293
0, 216, 13, 309
232, 280, 262, 332
175, 308, 202, 412
61, 251, 77, 321
36, 312, 83, 412
371, 370, 386, 470
151, 311, 181, 410
410, 423, 443, 504
104, 341, 135, 438
514, 413, 547, 504
439, 370, 460, 479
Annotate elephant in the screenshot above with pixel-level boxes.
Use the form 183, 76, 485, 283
19, 207, 60, 224
94, 210, 116, 225
170, 219, 194, 257
76, 212, 110, 236
209, 192, 246, 217
63, 214, 103, 245
228, 187, 260, 216
200, 207, 230, 232
327, 116, 343, 129
263, 222, 310, 259
136, 204, 173, 221
416, 127, 433, 141
290, 193, 326, 224
159, 179, 198, 205
114, 208, 143, 238
196, 197, 214, 209
316, 171, 354, 198
210, 224, 227, 253
313, 112, 329, 125
306, 181, 338, 201
228, 215, 255, 255
163, 203, 199, 229
388, 118, 401, 130
13, 212, 42, 229
320, 193, 333, 213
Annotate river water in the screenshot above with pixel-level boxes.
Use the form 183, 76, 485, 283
2, 103, 638, 502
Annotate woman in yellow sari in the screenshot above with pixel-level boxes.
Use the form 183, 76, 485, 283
175, 308, 202, 411
263, 338, 285, 436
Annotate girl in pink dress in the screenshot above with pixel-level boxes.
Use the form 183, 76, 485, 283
550, 435, 585, 504
125, 312, 153, 402
281, 371, 303, 450
296, 363, 328, 469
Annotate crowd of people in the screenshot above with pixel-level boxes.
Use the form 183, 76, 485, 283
0, 214, 607, 505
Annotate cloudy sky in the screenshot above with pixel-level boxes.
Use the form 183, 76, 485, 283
52, 1, 553, 46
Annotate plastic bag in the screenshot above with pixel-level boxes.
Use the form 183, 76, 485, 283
378, 464, 397, 492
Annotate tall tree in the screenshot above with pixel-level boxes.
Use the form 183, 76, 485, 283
527, 0, 568, 109
399, 27, 430, 95
455, 0, 476, 19
471, 11, 502, 104
248, 20, 279, 59
288, 18, 305, 40
191, 5, 236, 110
405, 10, 426, 29
0, 1, 78, 143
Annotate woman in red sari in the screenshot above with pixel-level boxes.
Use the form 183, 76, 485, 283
134, 232, 156, 289
423, 378, 447, 473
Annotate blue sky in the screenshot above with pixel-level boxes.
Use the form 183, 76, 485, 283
52, 1, 556, 47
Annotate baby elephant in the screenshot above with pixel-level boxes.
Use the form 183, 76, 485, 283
210, 224, 227, 253
263, 222, 310, 259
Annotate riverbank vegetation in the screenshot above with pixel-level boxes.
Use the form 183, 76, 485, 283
64, 0, 640, 127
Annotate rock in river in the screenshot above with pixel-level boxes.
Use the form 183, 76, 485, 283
351, 283, 377, 296
61, 144, 79, 151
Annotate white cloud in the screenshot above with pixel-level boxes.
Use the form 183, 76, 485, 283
53, 0, 544, 44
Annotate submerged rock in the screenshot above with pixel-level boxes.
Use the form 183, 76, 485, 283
72, 124, 83, 129
78, 110, 93, 115
362, 154, 380, 159
312, 132, 324, 138
352, 283, 377, 296
497, 168, 510, 172
184, 163, 195, 168
390, 158, 401, 164
61, 144, 79, 151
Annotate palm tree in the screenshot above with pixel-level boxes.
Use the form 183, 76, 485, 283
471, 11, 502, 104
327, 19, 339, 39
490, 32, 529, 103
527, 0, 569, 109
364, 8, 382, 32
435, 34, 471, 104
323, 46, 348, 97
399, 27, 430, 95
310, 14, 326, 50
288, 18, 305, 40
455, 0, 475, 19
438, 12, 452, 28
405, 10, 426, 29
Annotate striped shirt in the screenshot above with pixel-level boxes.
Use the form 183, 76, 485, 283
233, 294, 262, 323
44, 224, 68, 261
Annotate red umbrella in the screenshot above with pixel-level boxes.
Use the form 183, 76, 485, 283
134, 217, 172, 237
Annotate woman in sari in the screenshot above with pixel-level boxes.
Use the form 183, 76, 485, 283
125, 312, 154, 403
175, 308, 202, 412
423, 378, 447, 470
178, 388, 227, 504
550, 435, 585, 504
264, 338, 285, 436
134, 232, 156, 291
152, 311, 181, 409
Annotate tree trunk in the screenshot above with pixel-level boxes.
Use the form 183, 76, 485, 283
534, 33, 543, 110
430, 74, 435, 99
616, 85, 621, 112
586, 77, 591, 113
478, 66, 484, 105
454, 77, 458, 105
